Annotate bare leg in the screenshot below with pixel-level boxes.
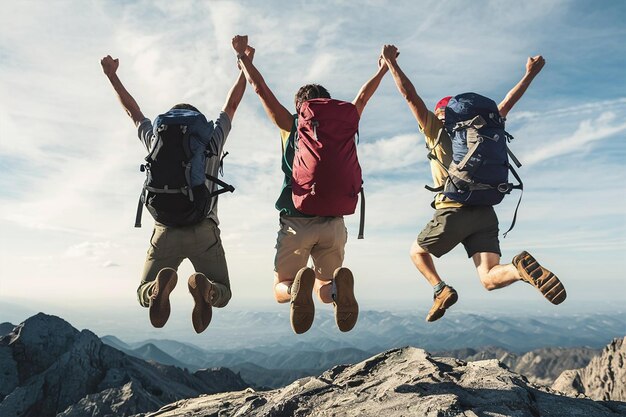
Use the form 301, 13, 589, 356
410, 240, 443, 285
273, 272, 292, 303
472, 252, 521, 291
314, 278, 334, 304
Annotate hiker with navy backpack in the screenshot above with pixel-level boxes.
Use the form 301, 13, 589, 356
381, 45, 566, 322
233, 35, 387, 334
100, 45, 252, 333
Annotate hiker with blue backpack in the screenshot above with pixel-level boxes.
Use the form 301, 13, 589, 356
100, 46, 252, 333
233, 35, 388, 334
381, 45, 566, 322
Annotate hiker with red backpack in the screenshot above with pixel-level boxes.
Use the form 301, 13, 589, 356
232, 35, 387, 334
381, 45, 566, 322
100, 46, 252, 333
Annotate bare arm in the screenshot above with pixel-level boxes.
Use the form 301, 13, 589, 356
222, 46, 253, 121
352, 56, 388, 116
382, 45, 429, 129
232, 35, 293, 131
498, 55, 545, 119
100, 55, 145, 126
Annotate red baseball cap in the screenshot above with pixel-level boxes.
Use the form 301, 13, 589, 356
434, 96, 452, 111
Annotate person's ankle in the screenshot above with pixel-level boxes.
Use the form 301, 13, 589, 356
433, 281, 447, 295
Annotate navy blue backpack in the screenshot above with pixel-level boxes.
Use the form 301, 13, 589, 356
135, 109, 234, 228
429, 93, 523, 235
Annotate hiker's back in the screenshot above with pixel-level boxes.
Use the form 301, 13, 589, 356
137, 109, 233, 228
292, 98, 361, 216
442, 92, 518, 206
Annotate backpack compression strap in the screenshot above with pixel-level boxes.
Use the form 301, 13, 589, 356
358, 187, 365, 239
502, 164, 523, 238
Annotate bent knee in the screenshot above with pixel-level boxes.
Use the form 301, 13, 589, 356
480, 278, 497, 291
410, 240, 428, 257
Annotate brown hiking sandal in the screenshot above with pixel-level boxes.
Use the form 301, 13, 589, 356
333, 267, 359, 332
149, 268, 178, 328
426, 285, 458, 322
513, 251, 566, 305
290, 267, 316, 334
188, 273, 215, 333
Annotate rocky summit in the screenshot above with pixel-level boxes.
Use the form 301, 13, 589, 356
0, 313, 249, 417
553, 336, 626, 402
145, 346, 626, 417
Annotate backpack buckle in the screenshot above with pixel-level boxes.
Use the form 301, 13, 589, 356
497, 183, 513, 193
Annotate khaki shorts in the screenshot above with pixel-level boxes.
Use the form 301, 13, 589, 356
417, 206, 501, 258
137, 218, 231, 308
274, 215, 347, 282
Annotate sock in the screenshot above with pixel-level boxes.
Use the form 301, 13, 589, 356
433, 281, 447, 295
331, 279, 337, 302
287, 284, 292, 295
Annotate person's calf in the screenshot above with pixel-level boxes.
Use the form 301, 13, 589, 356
314, 279, 334, 303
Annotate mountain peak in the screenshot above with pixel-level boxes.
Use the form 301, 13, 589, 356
0, 313, 248, 417
146, 344, 626, 417
553, 336, 626, 401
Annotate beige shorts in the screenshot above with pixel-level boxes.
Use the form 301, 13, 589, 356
274, 215, 347, 282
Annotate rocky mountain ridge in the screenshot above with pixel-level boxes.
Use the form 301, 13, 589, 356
553, 336, 626, 401
145, 346, 626, 417
0, 313, 248, 417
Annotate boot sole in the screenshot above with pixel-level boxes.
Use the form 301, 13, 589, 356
290, 268, 315, 334
514, 251, 566, 305
333, 268, 359, 332
188, 274, 213, 333
149, 269, 178, 328
426, 290, 458, 322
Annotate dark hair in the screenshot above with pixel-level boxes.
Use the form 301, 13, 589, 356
171, 103, 200, 113
294, 84, 331, 112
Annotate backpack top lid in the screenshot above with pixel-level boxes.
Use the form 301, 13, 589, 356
153, 108, 214, 140
444, 92, 503, 131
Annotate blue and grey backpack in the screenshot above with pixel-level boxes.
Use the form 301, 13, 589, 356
135, 109, 234, 228
427, 92, 523, 235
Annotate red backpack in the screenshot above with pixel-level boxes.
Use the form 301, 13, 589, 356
292, 98, 365, 238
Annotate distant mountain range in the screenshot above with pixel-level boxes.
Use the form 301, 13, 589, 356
119, 309, 624, 353
96, 309, 624, 388
101, 334, 602, 389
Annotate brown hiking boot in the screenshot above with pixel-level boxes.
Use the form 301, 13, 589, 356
290, 267, 315, 334
149, 268, 178, 328
333, 267, 359, 332
426, 285, 458, 322
188, 273, 215, 333
513, 251, 566, 305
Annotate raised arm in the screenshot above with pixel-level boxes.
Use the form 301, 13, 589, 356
232, 35, 293, 131
222, 45, 252, 121
352, 55, 388, 116
100, 55, 145, 126
498, 55, 545, 119
382, 45, 429, 129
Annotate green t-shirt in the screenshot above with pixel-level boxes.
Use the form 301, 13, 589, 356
275, 117, 313, 217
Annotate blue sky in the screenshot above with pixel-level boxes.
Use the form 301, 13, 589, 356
0, 0, 625, 332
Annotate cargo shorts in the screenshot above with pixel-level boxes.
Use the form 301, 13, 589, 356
417, 206, 501, 258
274, 215, 348, 282
137, 218, 231, 308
